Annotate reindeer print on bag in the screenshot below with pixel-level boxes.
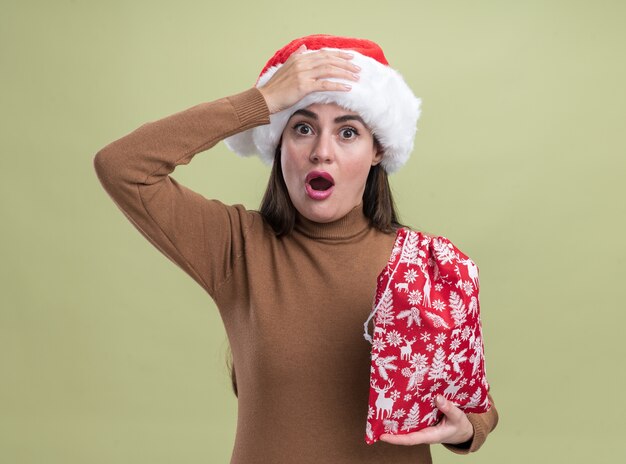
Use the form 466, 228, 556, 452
362, 228, 492, 445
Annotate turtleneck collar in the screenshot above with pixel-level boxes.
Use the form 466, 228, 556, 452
294, 203, 371, 240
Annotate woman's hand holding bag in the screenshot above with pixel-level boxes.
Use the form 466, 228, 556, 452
380, 394, 474, 446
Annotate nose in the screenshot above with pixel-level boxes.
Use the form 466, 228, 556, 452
309, 131, 335, 164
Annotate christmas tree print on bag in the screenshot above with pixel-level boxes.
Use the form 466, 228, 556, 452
362, 228, 492, 445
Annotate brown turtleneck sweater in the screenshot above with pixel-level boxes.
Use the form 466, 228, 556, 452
93, 88, 498, 463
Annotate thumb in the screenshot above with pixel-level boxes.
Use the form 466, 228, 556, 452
295, 44, 307, 53
435, 394, 464, 422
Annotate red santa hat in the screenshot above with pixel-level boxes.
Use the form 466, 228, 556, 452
224, 34, 422, 174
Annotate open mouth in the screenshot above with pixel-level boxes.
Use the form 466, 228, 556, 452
305, 171, 335, 200
309, 176, 334, 191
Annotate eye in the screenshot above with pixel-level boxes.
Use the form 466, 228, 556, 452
293, 122, 313, 136
339, 127, 359, 140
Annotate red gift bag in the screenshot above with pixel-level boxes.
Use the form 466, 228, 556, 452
362, 228, 492, 444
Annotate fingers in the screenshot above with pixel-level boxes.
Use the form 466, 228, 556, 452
284, 48, 360, 78
294, 44, 307, 54
434, 394, 465, 423
379, 395, 474, 446
286, 51, 360, 92
301, 51, 361, 74
300, 65, 359, 93
380, 426, 447, 446
287, 47, 356, 65
258, 48, 361, 114
287, 62, 358, 91
433, 395, 474, 443
307, 61, 360, 80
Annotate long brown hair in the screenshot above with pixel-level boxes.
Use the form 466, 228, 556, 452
226, 142, 404, 396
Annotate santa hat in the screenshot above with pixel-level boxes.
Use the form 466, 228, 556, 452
224, 34, 422, 174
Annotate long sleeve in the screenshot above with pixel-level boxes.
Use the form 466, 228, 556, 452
93, 88, 270, 297
442, 391, 499, 454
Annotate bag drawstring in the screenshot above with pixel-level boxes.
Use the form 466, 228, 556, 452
363, 229, 409, 344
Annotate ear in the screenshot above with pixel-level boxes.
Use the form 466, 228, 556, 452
371, 144, 384, 166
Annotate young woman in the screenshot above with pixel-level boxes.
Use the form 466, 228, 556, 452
94, 34, 498, 463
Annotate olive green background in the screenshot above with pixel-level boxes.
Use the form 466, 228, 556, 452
2, 1, 625, 462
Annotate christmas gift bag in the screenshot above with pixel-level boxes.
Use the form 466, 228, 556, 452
362, 228, 492, 445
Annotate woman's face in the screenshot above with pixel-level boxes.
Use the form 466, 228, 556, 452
280, 103, 383, 224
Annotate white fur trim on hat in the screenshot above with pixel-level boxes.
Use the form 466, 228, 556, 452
224, 48, 421, 174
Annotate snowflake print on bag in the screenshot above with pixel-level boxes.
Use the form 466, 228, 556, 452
362, 228, 492, 445
372, 337, 387, 352
408, 290, 423, 306
432, 299, 446, 312
404, 269, 419, 283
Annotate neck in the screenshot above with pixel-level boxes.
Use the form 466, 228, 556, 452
294, 204, 370, 240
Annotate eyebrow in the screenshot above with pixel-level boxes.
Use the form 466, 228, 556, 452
290, 109, 367, 127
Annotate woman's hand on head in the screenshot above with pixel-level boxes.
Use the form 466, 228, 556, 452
379, 395, 474, 447
258, 45, 361, 114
